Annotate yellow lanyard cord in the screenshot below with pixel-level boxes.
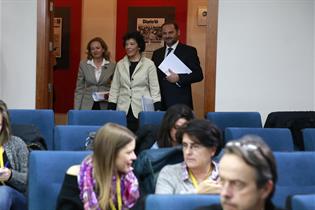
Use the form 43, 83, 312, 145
0, 146, 5, 185
109, 175, 122, 210
189, 167, 212, 191
0, 146, 4, 168
188, 169, 199, 190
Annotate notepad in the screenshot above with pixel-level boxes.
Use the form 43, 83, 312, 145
158, 53, 192, 76
92, 91, 109, 102
141, 96, 155, 111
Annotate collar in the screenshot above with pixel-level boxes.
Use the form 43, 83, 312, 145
181, 160, 220, 182
166, 40, 179, 51
87, 58, 109, 68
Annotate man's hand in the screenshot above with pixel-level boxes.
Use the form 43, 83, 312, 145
166, 69, 179, 83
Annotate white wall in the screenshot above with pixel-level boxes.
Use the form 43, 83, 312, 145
216, 0, 314, 123
0, 1, 2, 98
0, 0, 37, 108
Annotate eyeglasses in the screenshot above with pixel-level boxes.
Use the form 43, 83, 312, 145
182, 142, 202, 152
225, 141, 259, 151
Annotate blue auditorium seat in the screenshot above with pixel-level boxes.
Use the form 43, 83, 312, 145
302, 128, 315, 151
8, 109, 54, 150
273, 152, 315, 209
54, 125, 101, 150
291, 194, 315, 210
138, 111, 165, 127
67, 110, 126, 126
28, 151, 91, 210
145, 194, 220, 210
225, 127, 294, 151
206, 112, 262, 132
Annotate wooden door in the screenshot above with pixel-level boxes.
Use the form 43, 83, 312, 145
36, 0, 55, 109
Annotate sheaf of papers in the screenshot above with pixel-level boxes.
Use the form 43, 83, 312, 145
158, 53, 192, 76
92, 91, 109, 102
141, 96, 155, 112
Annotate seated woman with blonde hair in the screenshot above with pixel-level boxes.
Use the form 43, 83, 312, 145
57, 123, 140, 210
155, 119, 223, 194
0, 100, 29, 210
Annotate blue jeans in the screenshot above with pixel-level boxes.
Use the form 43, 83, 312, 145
0, 185, 27, 210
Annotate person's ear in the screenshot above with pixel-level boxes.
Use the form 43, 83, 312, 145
260, 180, 274, 200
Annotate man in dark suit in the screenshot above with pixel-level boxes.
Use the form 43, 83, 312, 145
151, 22, 203, 111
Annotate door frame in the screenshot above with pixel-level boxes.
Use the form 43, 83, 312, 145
36, 0, 53, 109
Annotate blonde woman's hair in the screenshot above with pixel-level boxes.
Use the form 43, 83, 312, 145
0, 100, 11, 145
92, 123, 135, 210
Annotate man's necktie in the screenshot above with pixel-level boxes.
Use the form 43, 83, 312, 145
166, 47, 173, 56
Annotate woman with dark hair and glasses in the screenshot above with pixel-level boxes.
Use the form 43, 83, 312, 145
108, 31, 161, 132
74, 37, 116, 110
218, 135, 281, 210
155, 119, 223, 194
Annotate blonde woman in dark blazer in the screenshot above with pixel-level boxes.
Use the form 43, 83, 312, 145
74, 37, 116, 110
108, 31, 161, 132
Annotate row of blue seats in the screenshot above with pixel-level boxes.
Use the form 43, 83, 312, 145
8, 109, 315, 151
8, 110, 262, 150
54, 125, 297, 151
28, 150, 315, 210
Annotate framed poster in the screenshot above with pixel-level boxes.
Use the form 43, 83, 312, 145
54, 7, 70, 69
53, 17, 62, 58
137, 18, 165, 58
128, 7, 175, 58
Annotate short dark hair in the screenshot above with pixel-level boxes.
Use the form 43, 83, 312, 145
123, 31, 146, 53
157, 104, 194, 147
161, 21, 179, 32
86, 37, 110, 60
176, 119, 222, 155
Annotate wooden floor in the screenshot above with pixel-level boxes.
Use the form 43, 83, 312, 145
55, 113, 67, 125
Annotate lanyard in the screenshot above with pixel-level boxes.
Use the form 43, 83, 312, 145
0, 146, 4, 168
188, 169, 199, 190
0, 146, 5, 185
189, 167, 212, 190
109, 175, 122, 210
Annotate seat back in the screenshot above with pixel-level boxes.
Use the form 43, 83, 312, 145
264, 111, 315, 150
54, 125, 101, 150
291, 194, 315, 210
67, 110, 126, 126
225, 128, 294, 151
302, 128, 315, 151
28, 151, 91, 210
138, 111, 165, 127
273, 152, 315, 209
8, 109, 54, 150
145, 194, 220, 210
206, 112, 262, 132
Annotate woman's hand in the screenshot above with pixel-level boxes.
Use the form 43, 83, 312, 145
197, 179, 222, 194
0, 167, 12, 182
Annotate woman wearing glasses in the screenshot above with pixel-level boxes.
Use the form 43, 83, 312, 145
155, 119, 223, 194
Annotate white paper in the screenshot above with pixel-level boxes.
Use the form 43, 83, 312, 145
92, 91, 109, 102
141, 96, 155, 111
158, 53, 192, 76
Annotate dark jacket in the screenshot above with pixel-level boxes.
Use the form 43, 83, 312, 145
151, 43, 203, 110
